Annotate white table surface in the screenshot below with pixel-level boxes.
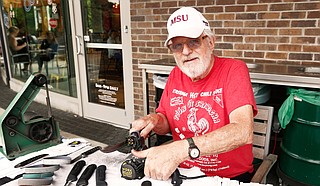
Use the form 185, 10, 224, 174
1, 138, 272, 186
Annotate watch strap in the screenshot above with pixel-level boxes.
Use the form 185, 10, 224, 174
186, 138, 196, 148
186, 137, 200, 159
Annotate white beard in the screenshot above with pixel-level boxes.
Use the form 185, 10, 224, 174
175, 48, 213, 80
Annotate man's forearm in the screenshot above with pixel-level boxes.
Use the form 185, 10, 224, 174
191, 105, 254, 156
193, 122, 253, 157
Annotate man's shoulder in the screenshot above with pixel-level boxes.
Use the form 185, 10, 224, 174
216, 56, 245, 64
216, 56, 247, 69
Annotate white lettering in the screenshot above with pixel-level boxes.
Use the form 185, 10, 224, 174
200, 91, 212, 97
190, 92, 199, 99
172, 89, 188, 97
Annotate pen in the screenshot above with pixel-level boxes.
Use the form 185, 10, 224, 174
14, 154, 49, 168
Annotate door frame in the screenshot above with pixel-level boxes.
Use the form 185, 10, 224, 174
68, 0, 134, 128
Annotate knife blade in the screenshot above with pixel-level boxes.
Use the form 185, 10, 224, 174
70, 146, 101, 164
100, 141, 127, 153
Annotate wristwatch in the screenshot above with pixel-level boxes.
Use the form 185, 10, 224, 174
186, 138, 200, 159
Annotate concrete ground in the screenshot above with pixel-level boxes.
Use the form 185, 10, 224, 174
0, 77, 130, 151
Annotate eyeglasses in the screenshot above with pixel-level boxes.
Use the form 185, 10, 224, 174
168, 35, 208, 53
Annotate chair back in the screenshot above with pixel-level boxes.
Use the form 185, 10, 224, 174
253, 105, 274, 160
9, 49, 30, 64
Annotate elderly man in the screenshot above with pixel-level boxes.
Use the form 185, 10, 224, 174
131, 7, 257, 182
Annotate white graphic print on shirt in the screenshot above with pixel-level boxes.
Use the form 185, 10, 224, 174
170, 88, 227, 171
171, 88, 223, 138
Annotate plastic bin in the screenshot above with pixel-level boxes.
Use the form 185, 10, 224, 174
277, 88, 320, 185
153, 74, 168, 107
152, 74, 171, 145
252, 83, 271, 104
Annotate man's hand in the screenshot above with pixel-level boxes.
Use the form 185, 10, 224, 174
131, 141, 188, 181
130, 114, 160, 138
130, 113, 170, 139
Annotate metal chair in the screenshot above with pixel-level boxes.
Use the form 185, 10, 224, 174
10, 52, 31, 77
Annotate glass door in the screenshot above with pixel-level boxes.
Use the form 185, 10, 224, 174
69, 0, 133, 128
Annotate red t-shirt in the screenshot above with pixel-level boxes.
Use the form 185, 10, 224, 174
156, 56, 257, 178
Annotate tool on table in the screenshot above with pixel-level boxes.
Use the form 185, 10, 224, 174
70, 146, 102, 164
96, 165, 107, 186
76, 164, 97, 186
127, 131, 147, 151
141, 180, 152, 186
100, 130, 152, 180
100, 130, 147, 153
100, 131, 148, 180
121, 154, 145, 180
42, 145, 88, 165
42, 155, 71, 164
18, 177, 53, 185
68, 140, 82, 147
119, 131, 147, 180
171, 169, 183, 186
22, 172, 54, 179
14, 153, 49, 168
18, 164, 60, 185
23, 164, 60, 173
0, 73, 61, 160
170, 168, 207, 186
64, 160, 86, 186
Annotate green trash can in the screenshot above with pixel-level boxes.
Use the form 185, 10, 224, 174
277, 88, 320, 185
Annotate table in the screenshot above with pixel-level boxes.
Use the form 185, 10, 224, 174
0, 138, 272, 186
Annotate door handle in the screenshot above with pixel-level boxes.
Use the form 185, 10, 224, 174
75, 35, 81, 55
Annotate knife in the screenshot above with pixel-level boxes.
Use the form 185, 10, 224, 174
64, 160, 86, 186
14, 154, 49, 168
70, 146, 101, 164
76, 164, 97, 186
96, 165, 107, 186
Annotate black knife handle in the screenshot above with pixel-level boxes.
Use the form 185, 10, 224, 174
83, 146, 102, 157
76, 164, 97, 186
96, 165, 107, 186
66, 160, 86, 182
14, 154, 49, 168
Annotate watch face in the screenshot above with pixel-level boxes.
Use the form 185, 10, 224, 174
190, 148, 200, 158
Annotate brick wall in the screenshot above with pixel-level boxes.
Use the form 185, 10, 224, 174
130, 0, 320, 118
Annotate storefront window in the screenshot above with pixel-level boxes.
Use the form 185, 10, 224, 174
1, 0, 76, 97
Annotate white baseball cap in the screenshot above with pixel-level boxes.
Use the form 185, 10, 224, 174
164, 7, 210, 46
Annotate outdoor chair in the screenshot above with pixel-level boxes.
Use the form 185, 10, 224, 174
10, 52, 31, 77
251, 105, 277, 184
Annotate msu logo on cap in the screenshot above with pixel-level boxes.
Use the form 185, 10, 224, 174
170, 14, 189, 26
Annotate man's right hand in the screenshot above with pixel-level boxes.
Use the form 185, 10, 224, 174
130, 113, 160, 139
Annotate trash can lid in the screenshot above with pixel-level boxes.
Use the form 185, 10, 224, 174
153, 75, 168, 89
